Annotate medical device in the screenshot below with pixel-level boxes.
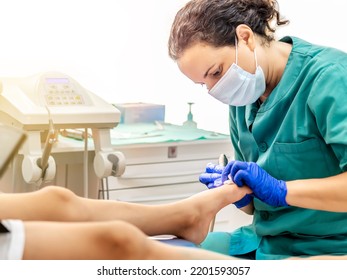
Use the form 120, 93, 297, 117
0, 125, 27, 178
208, 153, 228, 232
0, 72, 125, 189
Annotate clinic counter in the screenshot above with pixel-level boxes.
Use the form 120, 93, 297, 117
58, 122, 232, 164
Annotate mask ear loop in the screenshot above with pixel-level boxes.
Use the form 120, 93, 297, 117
235, 36, 259, 68
254, 48, 259, 68
234, 36, 238, 65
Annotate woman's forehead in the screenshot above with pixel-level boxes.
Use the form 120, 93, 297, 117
177, 44, 233, 76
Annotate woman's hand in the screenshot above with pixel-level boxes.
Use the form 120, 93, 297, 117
199, 163, 253, 208
222, 161, 288, 207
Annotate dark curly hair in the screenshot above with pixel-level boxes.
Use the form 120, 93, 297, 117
168, 0, 289, 60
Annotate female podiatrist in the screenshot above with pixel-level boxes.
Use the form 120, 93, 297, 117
168, 0, 347, 259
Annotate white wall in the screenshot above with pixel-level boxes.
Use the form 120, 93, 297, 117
0, 0, 345, 134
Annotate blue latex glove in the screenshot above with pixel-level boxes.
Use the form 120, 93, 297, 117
222, 161, 288, 207
199, 163, 224, 189
199, 163, 253, 208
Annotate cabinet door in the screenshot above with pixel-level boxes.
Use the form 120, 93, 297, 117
106, 159, 214, 190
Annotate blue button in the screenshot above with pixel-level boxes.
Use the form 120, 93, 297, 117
259, 142, 268, 152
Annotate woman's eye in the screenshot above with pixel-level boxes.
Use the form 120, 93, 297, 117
212, 67, 222, 77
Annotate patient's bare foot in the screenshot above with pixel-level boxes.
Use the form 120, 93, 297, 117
170, 183, 249, 244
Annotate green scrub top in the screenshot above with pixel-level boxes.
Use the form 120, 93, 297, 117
201, 36, 347, 259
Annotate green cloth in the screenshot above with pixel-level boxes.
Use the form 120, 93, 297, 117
110, 123, 228, 145
59, 123, 229, 146
216, 36, 347, 259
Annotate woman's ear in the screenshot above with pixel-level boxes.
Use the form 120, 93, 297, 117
235, 24, 256, 51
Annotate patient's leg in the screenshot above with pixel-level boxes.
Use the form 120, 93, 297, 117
1, 183, 250, 244
22, 220, 235, 260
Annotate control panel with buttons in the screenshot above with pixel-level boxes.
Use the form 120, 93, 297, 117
43, 77, 87, 106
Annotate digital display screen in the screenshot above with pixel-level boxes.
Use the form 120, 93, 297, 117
46, 78, 70, 84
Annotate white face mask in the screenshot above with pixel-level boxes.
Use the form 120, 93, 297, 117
208, 38, 266, 106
